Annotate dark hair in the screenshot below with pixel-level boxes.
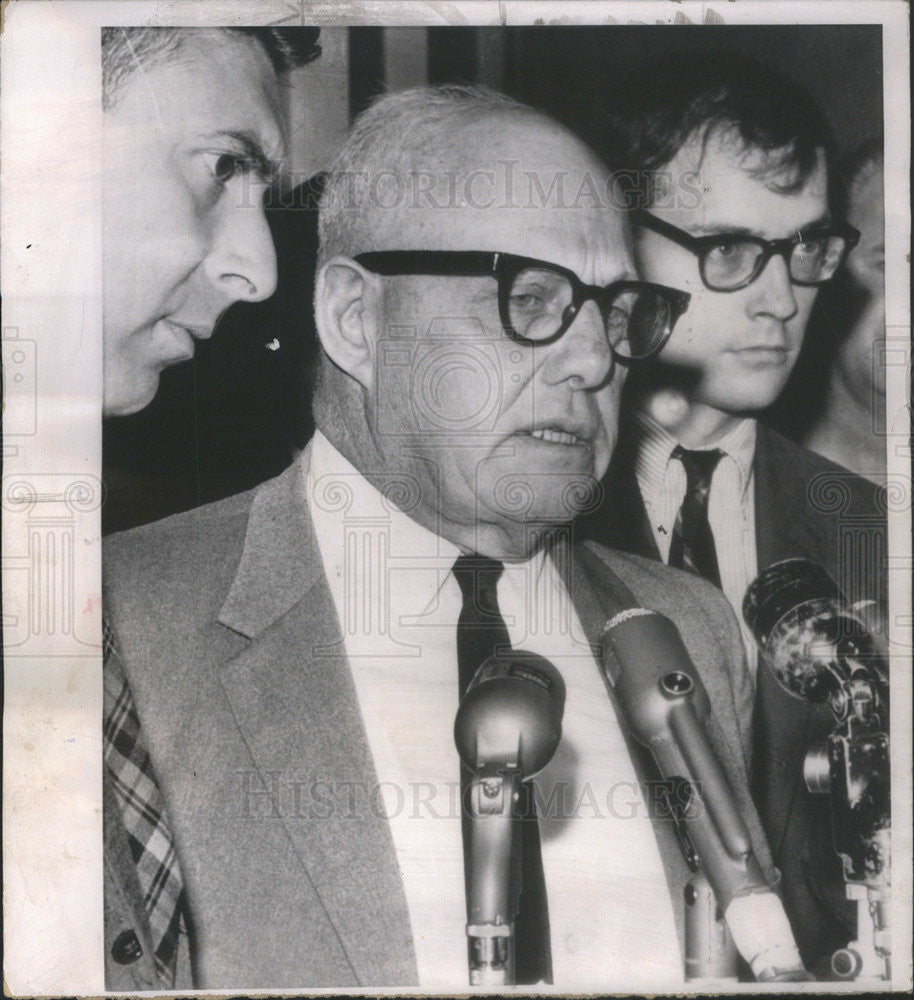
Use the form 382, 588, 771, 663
101, 27, 321, 109
604, 53, 834, 206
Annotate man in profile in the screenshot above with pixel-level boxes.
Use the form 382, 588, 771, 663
103, 85, 798, 988
101, 26, 320, 416
584, 55, 887, 971
100, 27, 319, 990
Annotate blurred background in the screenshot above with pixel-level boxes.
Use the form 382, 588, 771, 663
102, 24, 883, 533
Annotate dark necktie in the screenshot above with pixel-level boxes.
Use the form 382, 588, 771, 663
103, 619, 186, 984
667, 446, 724, 589
452, 555, 552, 985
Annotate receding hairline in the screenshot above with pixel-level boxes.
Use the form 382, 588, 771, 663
317, 88, 613, 265
431, 106, 605, 177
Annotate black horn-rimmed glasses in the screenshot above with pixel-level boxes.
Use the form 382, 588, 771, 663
353, 250, 691, 362
633, 209, 860, 293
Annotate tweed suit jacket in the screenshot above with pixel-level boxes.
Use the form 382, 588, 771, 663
582, 419, 888, 969
103, 445, 776, 990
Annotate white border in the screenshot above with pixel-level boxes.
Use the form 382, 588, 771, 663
2, 2, 910, 994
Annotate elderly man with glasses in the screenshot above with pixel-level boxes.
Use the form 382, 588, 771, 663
582, 56, 888, 975
101, 85, 801, 989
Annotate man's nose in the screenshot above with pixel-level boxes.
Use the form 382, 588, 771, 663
545, 298, 614, 388
205, 192, 278, 304
748, 253, 799, 321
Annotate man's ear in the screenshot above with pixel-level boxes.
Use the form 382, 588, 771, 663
314, 257, 380, 390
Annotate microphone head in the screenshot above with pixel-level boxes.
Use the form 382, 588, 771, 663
454, 650, 565, 778
743, 559, 846, 644
600, 608, 711, 740
742, 559, 852, 703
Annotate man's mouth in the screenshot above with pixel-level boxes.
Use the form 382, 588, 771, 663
157, 317, 216, 364
730, 345, 790, 363
529, 427, 587, 446
169, 318, 214, 341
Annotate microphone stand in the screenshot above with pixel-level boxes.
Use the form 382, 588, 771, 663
454, 651, 565, 987
743, 559, 891, 983
602, 610, 811, 982
463, 766, 521, 985
803, 655, 891, 981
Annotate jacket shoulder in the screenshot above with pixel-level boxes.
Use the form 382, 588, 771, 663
580, 540, 736, 625
105, 486, 257, 595
102, 471, 290, 644
756, 425, 883, 510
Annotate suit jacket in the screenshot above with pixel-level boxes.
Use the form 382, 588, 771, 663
103, 447, 776, 989
582, 420, 888, 970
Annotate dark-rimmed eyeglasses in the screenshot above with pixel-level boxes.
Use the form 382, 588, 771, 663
632, 209, 860, 292
353, 250, 691, 362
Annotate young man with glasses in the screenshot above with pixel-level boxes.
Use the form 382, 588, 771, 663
584, 55, 887, 974
102, 85, 803, 988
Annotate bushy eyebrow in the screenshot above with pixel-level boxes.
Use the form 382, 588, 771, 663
205, 130, 283, 183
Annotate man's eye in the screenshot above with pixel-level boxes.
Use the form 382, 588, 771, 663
713, 242, 742, 258
510, 291, 546, 311
202, 152, 249, 185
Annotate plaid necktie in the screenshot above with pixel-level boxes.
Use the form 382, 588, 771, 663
103, 620, 186, 984
668, 446, 724, 588
453, 555, 552, 985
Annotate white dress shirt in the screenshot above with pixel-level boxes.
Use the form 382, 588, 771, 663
305, 430, 681, 991
632, 411, 759, 675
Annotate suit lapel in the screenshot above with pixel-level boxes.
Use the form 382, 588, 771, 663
590, 435, 660, 560
753, 424, 830, 570
217, 454, 418, 986
565, 543, 691, 951
751, 425, 821, 857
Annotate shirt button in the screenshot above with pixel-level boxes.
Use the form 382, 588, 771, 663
111, 929, 143, 965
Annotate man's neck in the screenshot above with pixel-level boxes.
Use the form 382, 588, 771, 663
314, 425, 544, 563
638, 389, 748, 448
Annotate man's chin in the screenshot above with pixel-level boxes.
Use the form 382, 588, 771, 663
479, 471, 602, 528
701, 371, 793, 416
103, 367, 160, 418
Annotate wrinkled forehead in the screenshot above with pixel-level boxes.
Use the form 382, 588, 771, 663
379, 113, 631, 275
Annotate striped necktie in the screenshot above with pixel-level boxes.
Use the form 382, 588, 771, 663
668, 446, 724, 588
103, 620, 186, 984
453, 555, 552, 985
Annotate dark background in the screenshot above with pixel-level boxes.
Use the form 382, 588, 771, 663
103, 24, 884, 534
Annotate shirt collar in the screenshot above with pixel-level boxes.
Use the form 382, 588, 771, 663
306, 432, 558, 623
306, 430, 461, 620
632, 410, 757, 500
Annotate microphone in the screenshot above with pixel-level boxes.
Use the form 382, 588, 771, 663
601, 608, 810, 982
742, 557, 888, 718
454, 650, 565, 985
743, 559, 891, 981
